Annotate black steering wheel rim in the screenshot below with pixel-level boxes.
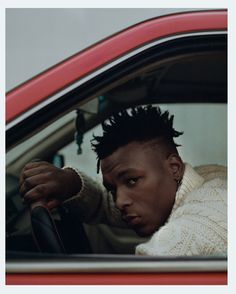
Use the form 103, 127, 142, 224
30, 203, 66, 254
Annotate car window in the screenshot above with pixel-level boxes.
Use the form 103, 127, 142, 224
6, 101, 227, 255
56, 101, 227, 254
6, 30, 227, 258
60, 103, 227, 180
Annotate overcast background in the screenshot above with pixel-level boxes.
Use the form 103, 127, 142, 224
6, 8, 199, 91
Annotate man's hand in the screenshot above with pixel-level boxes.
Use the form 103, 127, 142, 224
19, 161, 82, 209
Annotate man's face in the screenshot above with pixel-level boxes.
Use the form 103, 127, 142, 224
101, 141, 180, 237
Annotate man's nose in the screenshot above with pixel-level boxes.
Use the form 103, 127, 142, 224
115, 189, 132, 210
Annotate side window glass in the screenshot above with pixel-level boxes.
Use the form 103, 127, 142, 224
59, 103, 227, 180
60, 124, 102, 179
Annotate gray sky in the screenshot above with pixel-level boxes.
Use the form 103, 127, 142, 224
6, 8, 195, 91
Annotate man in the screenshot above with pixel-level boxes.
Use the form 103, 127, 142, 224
19, 105, 227, 256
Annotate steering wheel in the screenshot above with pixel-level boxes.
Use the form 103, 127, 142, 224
30, 200, 92, 254
28, 159, 91, 254
30, 201, 66, 254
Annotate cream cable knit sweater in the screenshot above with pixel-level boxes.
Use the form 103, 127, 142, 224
63, 163, 227, 256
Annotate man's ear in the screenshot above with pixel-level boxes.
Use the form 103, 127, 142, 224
166, 154, 184, 181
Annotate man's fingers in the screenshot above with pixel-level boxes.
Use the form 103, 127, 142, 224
19, 162, 50, 187
23, 184, 49, 204
18, 161, 63, 210
19, 173, 52, 197
18, 161, 71, 206
22, 166, 48, 179
23, 161, 49, 170
46, 199, 61, 210
22, 182, 60, 209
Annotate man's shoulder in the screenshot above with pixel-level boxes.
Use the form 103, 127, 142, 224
189, 177, 226, 204
170, 173, 227, 222
194, 164, 227, 181
191, 164, 227, 202
202, 176, 227, 191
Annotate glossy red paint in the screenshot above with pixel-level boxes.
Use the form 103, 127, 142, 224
6, 272, 227, 285
6, 10, 227, 123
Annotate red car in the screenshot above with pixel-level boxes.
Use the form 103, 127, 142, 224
6, 9, 227, 285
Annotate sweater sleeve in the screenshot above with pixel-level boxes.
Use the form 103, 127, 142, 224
62, 169, 126, 227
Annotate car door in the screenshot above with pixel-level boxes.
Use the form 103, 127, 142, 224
6, 10, 227, 285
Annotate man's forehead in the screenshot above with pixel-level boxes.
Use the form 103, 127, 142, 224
101, 142, 144, 165
105, 140, 160, 155
100, 141, 162, 173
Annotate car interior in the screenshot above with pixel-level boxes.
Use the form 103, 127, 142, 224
6, 34, 227, 260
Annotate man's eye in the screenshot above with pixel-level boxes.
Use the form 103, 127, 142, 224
127, 177, 140, 186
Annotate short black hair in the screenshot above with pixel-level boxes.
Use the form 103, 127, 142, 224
91, 105, 183, 169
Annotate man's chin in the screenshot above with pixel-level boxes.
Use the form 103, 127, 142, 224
134, 226, 156, 237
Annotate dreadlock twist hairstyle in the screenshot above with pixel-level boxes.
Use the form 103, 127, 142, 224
91, 105, 183, 167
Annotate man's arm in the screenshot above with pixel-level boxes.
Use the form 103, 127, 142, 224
19, 161, 126, 227
62, 168, 126, 226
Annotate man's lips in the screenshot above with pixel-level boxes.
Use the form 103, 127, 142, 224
122, 214, 141, 226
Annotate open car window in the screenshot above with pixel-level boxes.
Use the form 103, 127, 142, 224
6, 12, 227, 284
